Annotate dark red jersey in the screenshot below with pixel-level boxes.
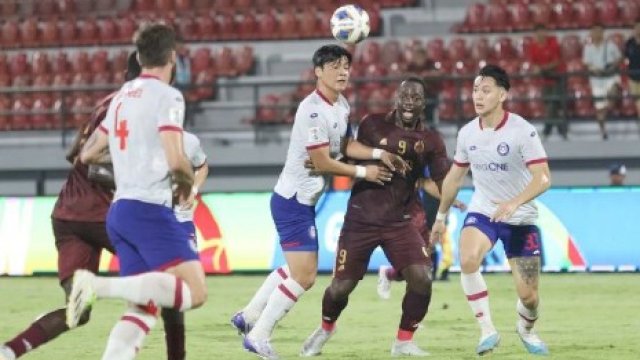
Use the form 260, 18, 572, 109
343, 111, 449, 229
52, 93, 116, 222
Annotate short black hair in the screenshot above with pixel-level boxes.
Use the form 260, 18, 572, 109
134, 23, 176, 67
478, 64, 510, 91
312, 45, 352, 68
124, 51, 142, 81
402, 76, 427, 96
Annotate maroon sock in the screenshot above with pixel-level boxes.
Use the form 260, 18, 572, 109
399, 290, 431, 333
5, 308, 67, 358
321, 287, 349, 326
161, 309, 185, 360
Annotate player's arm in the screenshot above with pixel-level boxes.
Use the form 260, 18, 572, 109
160, 131, 194, 190
80, 126, 110, 165
491, 161, 551, 222
344, 138, 409, 174
422, 175, 467, 210
307, 145, 391, 185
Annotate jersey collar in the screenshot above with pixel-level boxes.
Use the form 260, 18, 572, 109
138, 74, 161, 80
315, 89, 336, 106
479, 111, 509, 131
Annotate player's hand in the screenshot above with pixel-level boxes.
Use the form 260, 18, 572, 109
380, 151, 411, 176
430, 220, 446, 245
453, 199, 467, 212
304, 158, 323, 176
365, 164, 392, 185
172, 182, 192, 206
180, 192, 197, 210
490, 200, 519, 222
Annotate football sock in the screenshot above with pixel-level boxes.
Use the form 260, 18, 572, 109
101, 306, 158, 360
94, 273, 192, 311
398, 290, 431, 341
461, 271, 496, 337
3, 308, 67, 358
321, 287, 349, 332
161, 308, 186, 360
243, 266, 289, 324
249, 277, 305, 340
517, 299, 538, 332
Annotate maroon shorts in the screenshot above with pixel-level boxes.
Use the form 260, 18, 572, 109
52, 218, 114, 283
334, 224, 431, 280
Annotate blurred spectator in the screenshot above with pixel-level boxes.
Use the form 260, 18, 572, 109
583, 24, 622, 140
609, 163, 627, 186
406, 47, 440, 124
526, 24, 566, 140
175, 39, 191, 87
624, 21, 640, 132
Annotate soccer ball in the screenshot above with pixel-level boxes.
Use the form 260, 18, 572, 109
330, 5, 370, 44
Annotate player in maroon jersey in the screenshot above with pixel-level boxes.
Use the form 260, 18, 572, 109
0, 52, 186, 360
300, 77, 450, 357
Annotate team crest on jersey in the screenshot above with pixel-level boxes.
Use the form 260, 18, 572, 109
469, 145, 477, 151
308, 225, 317, 239
379, 137, 388, 145
310, 112, 318, 119
308, 127, 320, 142
414, 140, 425, 153
497, 142, 510, 156
530, 131, 537, 137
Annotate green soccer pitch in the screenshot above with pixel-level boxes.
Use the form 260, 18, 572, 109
0, 274, 638, 359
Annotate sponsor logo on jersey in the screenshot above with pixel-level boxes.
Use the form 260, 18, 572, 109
469, 145, 477, 151
379, 137, 388, 145
333, 122, 338, 128
414, 140, 425, 153
497, 142, 510, 156
310, 112, 318, 118
473, 162, 509, 171
530, 131, 537, 137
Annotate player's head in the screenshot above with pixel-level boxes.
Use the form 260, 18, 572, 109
133, 23, 177, 82
312, 45, 352, 94
609, 163, 626, 186
394, 77, 427, 127
590, 23, 604, 42
124, 51, 142, 82
473, 64, 510, 117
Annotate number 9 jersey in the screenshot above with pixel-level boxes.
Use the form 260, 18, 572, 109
98, 74, 186, 207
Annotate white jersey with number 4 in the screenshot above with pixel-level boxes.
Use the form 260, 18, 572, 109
175, 131, 207, 222
274, 90, 350, 206
453, 112, 548, 225
99, 75, 185, 207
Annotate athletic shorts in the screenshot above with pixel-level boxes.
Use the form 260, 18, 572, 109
334, 223, 431, 280
53, 218, 113, 283
106, 199, 199, 276
462, 212, 541, 259
270, 192, 318, 252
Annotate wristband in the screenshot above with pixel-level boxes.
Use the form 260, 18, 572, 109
372, 148, 384, 160
191, 186, 199, 196
355, 165, 367, 179
435, 212, 447, 222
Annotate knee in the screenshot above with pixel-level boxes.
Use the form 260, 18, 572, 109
520, 291, 539, 309
460, 253, 482, 273
406, 272, 432, 294
328, 280, 357, 300
190, 284, 208, 308
291, 268, 317, 290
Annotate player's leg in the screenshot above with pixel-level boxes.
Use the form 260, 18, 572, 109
458, 213, 500, 355
0, 220, 105, 359
101, 304, 158, 360
437, 228, 454, 281
244, 193, 317, 358
504, 225, 548, 355
383, 226, 432, 357
301, 228, 375, 357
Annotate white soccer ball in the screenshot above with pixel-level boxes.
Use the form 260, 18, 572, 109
330, 5, 370, 44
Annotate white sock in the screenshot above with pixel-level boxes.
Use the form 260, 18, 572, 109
461, 271, 495, 337
243, 266, 290, 324
249, 277, 305, 340
94, 272, 192, 311
517, 299, 538, 332
101, 306, 158, 360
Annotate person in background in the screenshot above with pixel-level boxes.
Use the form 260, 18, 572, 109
623, 21, 640, 133
609, 163, 626, 186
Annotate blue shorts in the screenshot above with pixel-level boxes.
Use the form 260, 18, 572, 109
179, 220, 197, 246
270, 192, 318, 252
462, 212, 541, 259
106, 199, 200, 276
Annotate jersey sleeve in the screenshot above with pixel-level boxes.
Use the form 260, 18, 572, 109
157, 88, 185, 132
98, 98, 117, 135
521, 125, 548, 165
452, 127, 469, 167
298, 104, 329, 150
425, 132, 450, 182
185, 134, 207, 168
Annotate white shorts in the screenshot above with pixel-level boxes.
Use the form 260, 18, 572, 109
589, 76, 620, 109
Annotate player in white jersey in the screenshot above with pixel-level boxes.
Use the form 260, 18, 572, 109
431, 65, 551, 356
232, 45, 408, 360
74, 23, 207, 360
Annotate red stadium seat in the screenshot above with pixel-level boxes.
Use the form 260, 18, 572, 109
620, 0, 640, 26
11, 95, 33, 130
234, 46, 255, 75
464, 3, 487, 32
530, 2, 552, 28
599, 0, 621, 27
0, 95, 11, 130
257, 10, 278, 40
192, 70, 216, 100
561, 34, 583, 61
237, 12, 258, 40
437, 86, 459, 122
552, 1, 574, 29
470, 36, 493, 62
40, 18, 60, 46
278, 8, 298, 39
620, 86, 637, 117
486, 3, 510, 32
426, 38, 446, 62
215, 47, 238, 78
51, 52, 71, 74
36, 0, 56, 16
0, 72, 10, 87
31, 93, 55, 130
59, 19, 79, 46
32, 52, 50, 76
217, 10, 236, 40
511, 3, 532, 31
99, 18, 118, 45
367, 86, 392, 114
10, 53, 30, 77
526, 83, 546, 119
70, 95, 92, 128
56, 0, 75, 13
317, 10, 332, 39
381, 39, 403, 66
156, 0, 175, 12
506, 84, 529, 117
20, 17, 39, 48
134, 0, 154, 12
448, 37, 468, 62
1, 0, 17, 17
493, 37, 517, 60
459, 87, 476, 119
175, 0, 191, 13
78, 18, 100, 46
568, 82, 595, 118
298, 8, 319, 38
90, 50, 109, 73
72, 51, 90, 74
574, 1, 597, 29
111, 50, 129, 75
117, 17, 136, 44
0, 55, 8, 75
195, 14, 216, 41
1, 20, 19, 48
191, 48, 212, 74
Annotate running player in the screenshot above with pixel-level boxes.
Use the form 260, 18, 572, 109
300, 77, 450, 357
231, 45, 408, 360
430, 64, 551, 356
74, 23, 207, 360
